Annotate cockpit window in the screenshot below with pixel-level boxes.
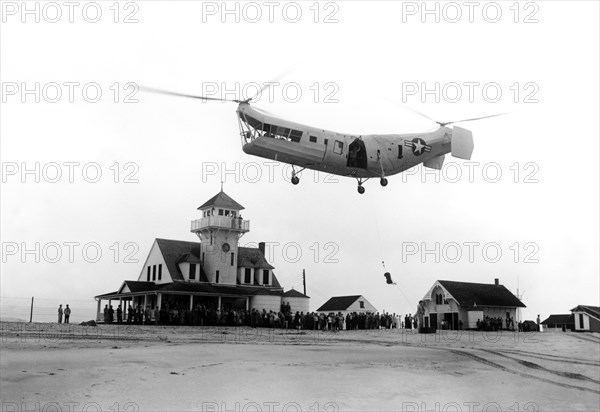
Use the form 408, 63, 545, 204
240, 113, 303, 144
334, 140, 344, 154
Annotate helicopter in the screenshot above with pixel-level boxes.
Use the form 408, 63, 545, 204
142, 85, 504, 194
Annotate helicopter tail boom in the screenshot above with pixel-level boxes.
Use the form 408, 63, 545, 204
451, 126, 474, 160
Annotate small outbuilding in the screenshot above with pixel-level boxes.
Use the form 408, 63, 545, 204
541, 314, 575, 331
316, 295, 377, 314
282, 289, 310, 314
571, 305, 600, 332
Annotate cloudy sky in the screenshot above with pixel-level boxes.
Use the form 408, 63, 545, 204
1, 1, 598, 322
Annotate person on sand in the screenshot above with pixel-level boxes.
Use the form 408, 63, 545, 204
64, 305, 71, 324
104, 305, 109, 323
58, 304, 63, 323
116, 305, 123, 324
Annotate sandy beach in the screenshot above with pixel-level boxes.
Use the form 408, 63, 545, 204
1, 322, 599, 411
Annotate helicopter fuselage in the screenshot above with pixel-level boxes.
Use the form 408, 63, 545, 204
238, 103, 453, 179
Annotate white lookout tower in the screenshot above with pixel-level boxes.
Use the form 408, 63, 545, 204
190, 190, 250, 285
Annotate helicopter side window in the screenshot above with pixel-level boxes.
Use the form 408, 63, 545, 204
309, 136, 317, 143
290, 129, 303, 143
333, 140, 343, 154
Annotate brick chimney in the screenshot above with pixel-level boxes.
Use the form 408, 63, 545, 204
258, 242, 265, 255
494, 278, 499, 286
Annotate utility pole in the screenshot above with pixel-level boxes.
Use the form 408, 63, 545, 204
29, 297, 34, 323
302, 269, 306, 296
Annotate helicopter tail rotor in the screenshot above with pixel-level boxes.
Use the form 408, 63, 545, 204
451, 126, 474, 160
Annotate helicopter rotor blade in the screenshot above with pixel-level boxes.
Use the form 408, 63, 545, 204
399, 104, 439, 124
440, 112, 508, 127
246, 67, 296, 102
139, 86, 241, 103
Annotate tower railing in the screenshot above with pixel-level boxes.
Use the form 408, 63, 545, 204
191, 216, 250, 232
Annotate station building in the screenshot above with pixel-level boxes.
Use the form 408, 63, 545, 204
421, 279, 525, 330
94, 190, 309, 321
316, 295, 377, 314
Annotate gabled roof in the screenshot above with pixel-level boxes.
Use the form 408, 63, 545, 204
156, 238, 201, 282
119, 281, 160, 294
437, 280, 526, 308
283, 289, 310, 298
317, 295, 361, 312
237, 247, 274, 270
542, 314, 574, 325
177, 253, 202, 264
198, 191, 244, 211
570, 305, 600, 319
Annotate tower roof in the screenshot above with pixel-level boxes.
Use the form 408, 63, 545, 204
197, 191, 245, 211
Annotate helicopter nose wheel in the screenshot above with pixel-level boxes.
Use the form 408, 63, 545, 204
357, 185, 365, 194
290, 166, 305, 186
380, 178, 388, 187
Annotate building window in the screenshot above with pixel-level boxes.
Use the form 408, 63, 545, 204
309, 135, 317, 143
262, 269, 269, 285
359, 301, 365, 309
189, 263, 196, 280
147, 266, 150, 281
216, 270, 220, 283
218, 209, 224, 216
579, 314, 584, 329
158, 264, 162, 281
231, 252, 235, 266
225, 210, 230, 216
244, 268, 252, 284
152, 265, 156, 281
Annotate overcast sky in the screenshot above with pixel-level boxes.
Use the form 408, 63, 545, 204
1, 1, 598, 322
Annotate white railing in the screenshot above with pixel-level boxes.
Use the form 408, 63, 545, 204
191, 216, 250, 232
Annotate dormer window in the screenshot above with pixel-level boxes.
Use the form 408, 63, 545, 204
189, 263, 196, 280
262, 269, 269, 285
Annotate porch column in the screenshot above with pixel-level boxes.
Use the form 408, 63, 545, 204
189, 295, 194, 310
246, 297, 249, 310
96, 299, 101, 322
217, 296, 221, 310
157, 293, 162, 309
143, 295, 148, 309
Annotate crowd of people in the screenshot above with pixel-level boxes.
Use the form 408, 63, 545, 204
100, 301, 424, 331
475, 315, 515, 331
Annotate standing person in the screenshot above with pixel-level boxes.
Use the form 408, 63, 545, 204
108, 305, 114, 324
127, 304, 133, 324
58, 304, 63, 323
116, 305, 123, 324
103, 304, 109, 323
64, 305, 71, 324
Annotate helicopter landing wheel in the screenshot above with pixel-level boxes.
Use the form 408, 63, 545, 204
380, 177, 388, 187
357, 185, 365, 194
291, 176, 300, 185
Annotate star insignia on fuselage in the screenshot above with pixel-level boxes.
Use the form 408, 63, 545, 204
404, 138, 432, 156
